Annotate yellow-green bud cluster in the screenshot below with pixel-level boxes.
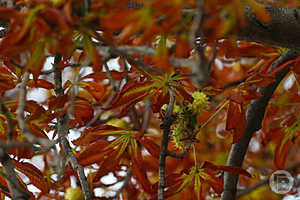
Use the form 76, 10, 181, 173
160, 92, 209, 149
161, 104, 181, 115
172, 118, 188, 149
188, 92, 209, 113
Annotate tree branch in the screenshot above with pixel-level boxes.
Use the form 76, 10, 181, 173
167, 142, 192, 159
53, 54, 93, 200
0, 149, 30, 200
235, 5, 300, 51
158, 89, 175, 200
221, 49, 298, 200
111, 168, 133, 199
17, 72, 53, 148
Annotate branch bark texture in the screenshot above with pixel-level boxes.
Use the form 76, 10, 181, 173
53, 54, 93, 200
221, 49, 298, 200
158, 89, 175, 200
236, 5, 300, 50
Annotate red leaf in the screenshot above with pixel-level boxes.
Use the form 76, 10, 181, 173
138, 137, 160, 159
72, 125, 124, 146
26, 100, 47, 120
131, 146, 153, 194
27, 79, 53, 89
81, 70, 129, 81
80, 81, 105, 102
13, 160, 49, 193
73, 100, 94, 125
226, 101, 246, 143
73, 125, 125, 146
27, 123, 48, 138
92, 150, 122, 182
274, 138, 290, 169
203, 171, 224, 194
0, 7, 21, 19
0, 175, 10, 197
92, 48, 103, 72
77, 141, 113, 166
150, 90, 169, 113
108, 79, 153, 109
174, 37, 191, 58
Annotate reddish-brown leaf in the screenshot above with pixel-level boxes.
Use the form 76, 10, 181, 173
80, 81, 105, 102
81, 70, 129, 81
73, 99, 94, 126
138, 137, 160, 159
92, 48, 103, 72
131, 146, 153, 194
27, 79, 53, 89
92, 150, 122, 182
0, 175, 10, 197
201, 161, 251, 177
77, 141, 114, 166
0, 7, 21, 19
274, 138, 290, 169
13, 160, 49, 193
150, 90, 169, 113
72, 125, 125, 146
226, 101, 246, 143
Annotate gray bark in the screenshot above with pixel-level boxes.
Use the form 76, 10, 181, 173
236, 5, 300, 51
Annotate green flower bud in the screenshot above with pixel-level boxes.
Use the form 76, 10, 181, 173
188, 92, 209, 113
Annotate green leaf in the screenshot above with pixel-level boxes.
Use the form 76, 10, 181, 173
17, 5, 45, 41
194, 174, 201, 200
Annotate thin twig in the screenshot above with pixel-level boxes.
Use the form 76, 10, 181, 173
158, 89, 175, 200
53, 54, 93, 200
142, 98, 152, 133
96, 45, 197, 69
104, 62, 117, 91
0, 148, 30, 199
130, 107, 142, 131
0, 141, 33, 149
189, 0, 217, 85
112, 168, 133, 199
17, 72, 53, 148
167, 142, 192, 159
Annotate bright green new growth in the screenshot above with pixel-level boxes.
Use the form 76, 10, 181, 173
162, 92, 209, 149
188, 91, 209, 114
161, 103, 181, 115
